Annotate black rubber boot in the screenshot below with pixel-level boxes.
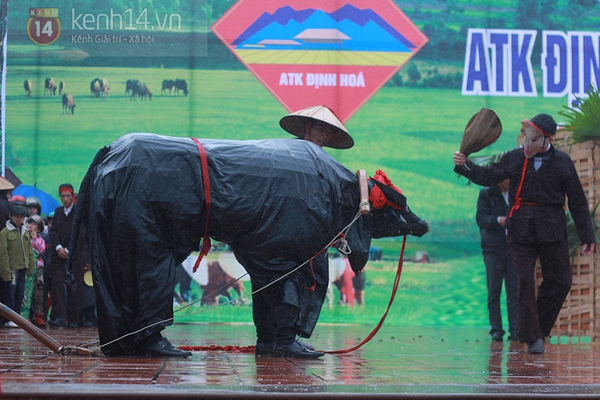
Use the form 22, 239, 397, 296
272, 303, 324, 358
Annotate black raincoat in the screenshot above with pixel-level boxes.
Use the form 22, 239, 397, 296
82, 133, 372, 356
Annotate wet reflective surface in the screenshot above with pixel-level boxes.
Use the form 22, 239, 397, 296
2, 323, 600, 398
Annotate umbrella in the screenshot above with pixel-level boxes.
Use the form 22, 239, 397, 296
12, 185, 60, 216
460, 108, 503, 157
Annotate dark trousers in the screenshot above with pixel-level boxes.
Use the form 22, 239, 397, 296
50, 260, 84, 325
483, 251, 518, 337
509, 240, 572, 343
0, 269, 26, 324
252, 282, 275, 344
251, 279, 300, 346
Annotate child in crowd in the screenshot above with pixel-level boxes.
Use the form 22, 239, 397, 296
0, 201, 36, 327
27, 215, 46, 327
41, 212, 53, 322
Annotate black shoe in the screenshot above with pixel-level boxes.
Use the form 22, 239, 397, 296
256, 340, 311, 356
508, 334, 520, 342
528, 338, 545, 354
67, 322, 78, 329
48, 319, 67, 327
273, 341, 324, 358
491, 331, 503, 341
297, 340, 315, 350
255, 342, 274, 356
142, 337, 192, 358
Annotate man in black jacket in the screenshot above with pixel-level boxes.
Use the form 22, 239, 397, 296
476, 179, 518, 342
454, 113, 595, 354
49, 183, 87, 328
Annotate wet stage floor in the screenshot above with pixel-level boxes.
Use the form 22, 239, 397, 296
1, 323, 600, 399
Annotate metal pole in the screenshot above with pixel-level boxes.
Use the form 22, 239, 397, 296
0, 301, 96, 356
0, 301, 63, 353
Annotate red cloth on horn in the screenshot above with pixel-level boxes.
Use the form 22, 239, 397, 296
368, 169, 403, 210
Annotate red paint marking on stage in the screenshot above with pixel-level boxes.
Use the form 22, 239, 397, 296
178, 345, 255, 353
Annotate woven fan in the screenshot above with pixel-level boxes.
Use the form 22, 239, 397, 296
460, 108, 503, 157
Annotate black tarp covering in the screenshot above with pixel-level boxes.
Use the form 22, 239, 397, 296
85, 133, 371, 355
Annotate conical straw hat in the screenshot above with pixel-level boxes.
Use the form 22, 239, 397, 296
460, 108, 503, 157
0, 176, 15, 191
279, 105, 354, 149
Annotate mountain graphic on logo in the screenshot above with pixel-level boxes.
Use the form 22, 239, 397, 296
232, 4, 415, 52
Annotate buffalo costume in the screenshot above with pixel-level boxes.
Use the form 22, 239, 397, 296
75, 133, 427, 357
455, 114, 595, 353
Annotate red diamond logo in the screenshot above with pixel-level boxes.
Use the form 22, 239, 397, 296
212, 0, 428, 122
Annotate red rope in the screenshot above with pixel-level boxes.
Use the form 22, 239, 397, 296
191, 137, 212, 273
508, 157, 528, 218
322, 235, 407, 354
508, 157, 542, 218
301, 258, 317, 292
177, 236, 408, 355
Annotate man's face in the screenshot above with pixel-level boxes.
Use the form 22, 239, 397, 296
27, 206, 37, 216
522, 120, 551, 158
306, 123, 333, 147
10, 213, 25, 227
60, 191, 74, 208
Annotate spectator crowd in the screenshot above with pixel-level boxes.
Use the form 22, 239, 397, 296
0, 177, 96, 329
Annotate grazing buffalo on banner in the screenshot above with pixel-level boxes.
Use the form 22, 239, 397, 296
62, 93, 75, 115
23, 79, 32, 97
69, 133, 428, 356
124, 79, 141, 96
44, 77, 56, 95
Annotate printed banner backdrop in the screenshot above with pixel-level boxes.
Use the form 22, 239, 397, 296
211, 0, 428, 122
3, 0, 600, 327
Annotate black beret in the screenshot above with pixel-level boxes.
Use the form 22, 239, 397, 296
530, 113, 557, 136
